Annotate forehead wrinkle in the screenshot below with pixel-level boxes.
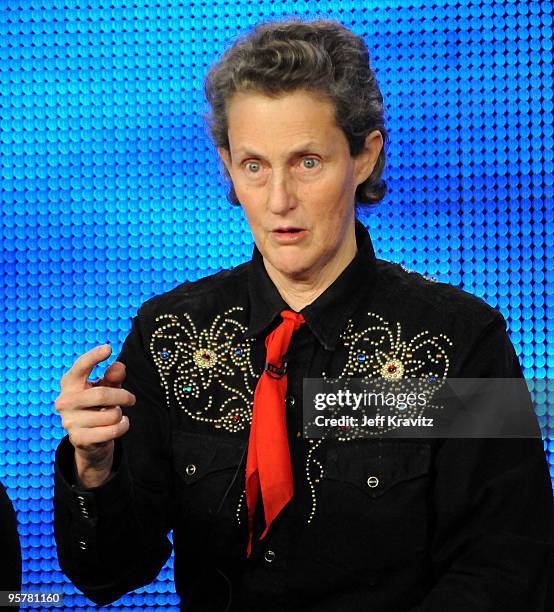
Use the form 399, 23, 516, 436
226, 91, 343, 161
233, 140, 328, 161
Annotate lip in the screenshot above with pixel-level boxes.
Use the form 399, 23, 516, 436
270, 228, 308, 244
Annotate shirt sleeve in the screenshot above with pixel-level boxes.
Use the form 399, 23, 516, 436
0, 481, 22, 592
53, 304, 174, 606
408, 312, 553, 612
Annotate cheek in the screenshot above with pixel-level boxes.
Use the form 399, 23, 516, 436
234, 182, 264, 213
312, 194, 352, 225
307, 172, 352, 207
239, 203, 264, 234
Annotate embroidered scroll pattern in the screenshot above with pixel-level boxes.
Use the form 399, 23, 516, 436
150, 307, 257, 433
304, 311, 454, 522
149, 309, 453, 526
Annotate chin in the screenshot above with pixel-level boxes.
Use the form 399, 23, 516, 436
261, 244, 317, 280
275, 262, 313, 280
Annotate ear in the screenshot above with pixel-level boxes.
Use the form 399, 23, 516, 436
354, 130, 383, 186
217, 147, 232, 174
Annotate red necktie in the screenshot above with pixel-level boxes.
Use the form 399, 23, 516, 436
245, 310, 305, 557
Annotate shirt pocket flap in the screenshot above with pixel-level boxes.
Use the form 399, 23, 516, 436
172, 430, 246, 485
324, 440, 432, 498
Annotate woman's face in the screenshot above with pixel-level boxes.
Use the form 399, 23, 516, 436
218, 89, 383, 285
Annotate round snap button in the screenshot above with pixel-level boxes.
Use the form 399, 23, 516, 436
367, 475, 379, 488
185, 464, 197, 476
286, 395, 295, 408
78, 540, 88, 550
264, 549, 276, 563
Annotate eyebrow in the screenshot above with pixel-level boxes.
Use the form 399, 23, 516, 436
234, 141, 322, 160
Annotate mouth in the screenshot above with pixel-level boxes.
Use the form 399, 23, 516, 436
273, 227, 305, 234
270, 227, 308, 244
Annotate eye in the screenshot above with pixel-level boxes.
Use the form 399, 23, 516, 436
244, 161, 261, 173
301, 158, 320, 170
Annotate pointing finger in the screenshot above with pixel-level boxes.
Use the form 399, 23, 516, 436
60, 344, 112, 392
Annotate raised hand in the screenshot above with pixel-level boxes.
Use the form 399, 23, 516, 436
54, 344, 136, 488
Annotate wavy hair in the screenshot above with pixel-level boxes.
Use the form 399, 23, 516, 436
204, 18, 388, 207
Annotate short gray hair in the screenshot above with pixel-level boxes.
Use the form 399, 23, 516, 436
204, 18, 388, 208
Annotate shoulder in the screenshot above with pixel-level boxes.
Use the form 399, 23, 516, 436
369, 259, 515, 376
137, 261, 251, 317
374, 258, 503, 329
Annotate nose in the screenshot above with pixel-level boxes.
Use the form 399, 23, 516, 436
266, 171, 296, 215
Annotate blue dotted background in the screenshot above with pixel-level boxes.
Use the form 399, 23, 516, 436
0, 0, 552, 609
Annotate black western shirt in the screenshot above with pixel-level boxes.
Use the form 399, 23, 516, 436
53, 221, 553, 611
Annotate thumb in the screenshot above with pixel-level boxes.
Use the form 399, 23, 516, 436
102, 361, 127, 388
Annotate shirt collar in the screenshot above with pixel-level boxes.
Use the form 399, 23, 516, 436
246, 220, 378, 350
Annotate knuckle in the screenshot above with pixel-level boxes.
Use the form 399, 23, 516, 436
61, 415, 74, 430
54, 396, 67, 413
94, 387, 109, 405
69, 432, 84, 448
105, 408, 121, 426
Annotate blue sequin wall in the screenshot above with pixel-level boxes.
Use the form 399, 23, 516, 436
0, 0, 552, 609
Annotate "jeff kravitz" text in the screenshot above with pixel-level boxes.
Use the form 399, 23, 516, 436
313, 414, 434, 428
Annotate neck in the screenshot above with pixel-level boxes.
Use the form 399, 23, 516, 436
263, 231, 358, 312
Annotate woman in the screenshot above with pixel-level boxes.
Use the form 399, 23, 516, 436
0, 480, 22, 604
53, 18, 552, 611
